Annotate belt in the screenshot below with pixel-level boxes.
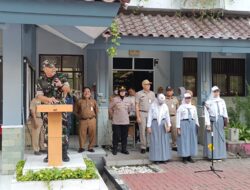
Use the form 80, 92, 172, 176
81, 117, 95, 120
139, 110, 148, 113
181, 119, 194, 121
170, 115, 176, 117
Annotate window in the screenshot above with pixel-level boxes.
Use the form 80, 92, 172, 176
134, 58, 154, 70
183, 58, 197, 96
39, 55, 84, 91
112, 57, 154, 92
212, 58, 245, 96
113, 58, 133, 69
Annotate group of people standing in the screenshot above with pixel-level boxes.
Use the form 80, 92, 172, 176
29, 59, 228, 165
109, 79, 229, 165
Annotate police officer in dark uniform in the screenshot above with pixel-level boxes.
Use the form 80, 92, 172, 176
36, 60, 71, 162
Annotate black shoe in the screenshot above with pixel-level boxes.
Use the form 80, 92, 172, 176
154, 161, 160, 165
187, 156, 195, 163
121, 150, 129, 155
43, 156, 48, 163
78, 148, 85, 153
63, 154, 70, 162
182, 158, 188, 164
88, 149, 95, 153
39, 149, 47, 154
34, 151, 41, 155
160, 161, 167, 164
172, 147, 178, 151
141, 149, 146, 154
146, 147, 150, 152
112, 149, 117, 155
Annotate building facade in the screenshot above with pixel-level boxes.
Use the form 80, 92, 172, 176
0, 0, 250, 174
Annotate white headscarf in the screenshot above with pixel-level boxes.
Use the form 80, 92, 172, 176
178, 87, 186, 100
181, 92, 192, 108
153, 93, 167, 125
157, 93, 166, 105
207, 86, 222, 101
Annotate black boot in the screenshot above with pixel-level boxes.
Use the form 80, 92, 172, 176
112, 147, 118, 155
187, 156, 195, 163
182, 157, 188, 164
43, 155, 48, 163
62, 144, 70, 162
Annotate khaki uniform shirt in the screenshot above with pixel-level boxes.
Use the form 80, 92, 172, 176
109, 96, 132, 125
165, 96, 179, 116
75, 98, 98, 119
135, 90, 155, 112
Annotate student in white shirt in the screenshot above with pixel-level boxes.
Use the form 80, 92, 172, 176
176, 92, 199, 164
203, 86, 228, 160
147, 93, 172, 164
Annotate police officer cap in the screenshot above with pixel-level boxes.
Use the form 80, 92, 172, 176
42, 60, 55, 68
119, 86, 126, 92
166, 86, 173, 91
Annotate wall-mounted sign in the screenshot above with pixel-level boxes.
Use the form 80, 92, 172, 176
129, 50, 140, 56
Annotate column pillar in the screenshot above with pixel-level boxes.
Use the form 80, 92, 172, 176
86, 49, 110, 146
246, 54, 250, 94
2, 24, 24, 174
170, 52, 183, 94
197, 52, 212, 106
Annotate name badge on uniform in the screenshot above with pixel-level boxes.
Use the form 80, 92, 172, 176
148, 99, 152, 104
90, 107, 93, 111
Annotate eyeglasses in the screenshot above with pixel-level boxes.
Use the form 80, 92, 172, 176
185, 97, 191, 99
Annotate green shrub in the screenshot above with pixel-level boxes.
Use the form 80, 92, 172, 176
16, 159, 98, 182
227, 85, 250, 141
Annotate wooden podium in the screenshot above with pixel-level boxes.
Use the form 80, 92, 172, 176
37, 104, 73, 166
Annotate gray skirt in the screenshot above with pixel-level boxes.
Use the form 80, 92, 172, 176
149, 120, 172, 161
177, 120, 198, 157
203, 116, 227, 159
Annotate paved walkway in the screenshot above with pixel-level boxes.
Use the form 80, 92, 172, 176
121, 158, 250, 190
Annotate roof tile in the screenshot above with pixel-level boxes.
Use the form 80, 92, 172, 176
116, 13, 250, 40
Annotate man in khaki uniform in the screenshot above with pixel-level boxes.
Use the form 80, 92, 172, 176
29, 98, 46, 155
75, 87, 98, 153
136, 79, 155, 154
165, 86, 179, 151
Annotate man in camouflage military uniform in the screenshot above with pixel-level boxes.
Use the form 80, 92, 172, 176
36, 60, 71, 162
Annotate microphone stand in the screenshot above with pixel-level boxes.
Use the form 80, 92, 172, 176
194, 120, 223, 178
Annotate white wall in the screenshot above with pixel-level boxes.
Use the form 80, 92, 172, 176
114, 50, 170, 92
128, 0, 250, 12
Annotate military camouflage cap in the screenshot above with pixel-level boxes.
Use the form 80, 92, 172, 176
42, 60, 55, 68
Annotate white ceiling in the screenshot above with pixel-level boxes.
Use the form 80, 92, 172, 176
39, 25, 107, 49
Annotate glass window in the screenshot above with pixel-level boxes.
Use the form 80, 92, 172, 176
212, 74, 227, 96
134, 58, 154, 70
113, 58, 133, 69
62, 56, 83, 72
183, 75, 196, 95
212, 58, 245, 96
183, 58, 197, 96
229, 76, 243, 96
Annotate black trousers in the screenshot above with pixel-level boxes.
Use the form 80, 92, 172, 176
112, 125, 128, 151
